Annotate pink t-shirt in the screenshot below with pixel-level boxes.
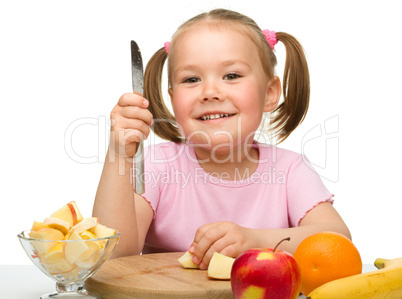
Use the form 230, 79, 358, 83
139, 141, 333, 254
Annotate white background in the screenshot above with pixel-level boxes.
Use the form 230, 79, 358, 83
1, 0, 401, 265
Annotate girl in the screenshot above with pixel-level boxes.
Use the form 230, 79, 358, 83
93, 9, 350, 269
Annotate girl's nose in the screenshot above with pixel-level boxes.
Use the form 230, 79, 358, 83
202, 80, 223, 102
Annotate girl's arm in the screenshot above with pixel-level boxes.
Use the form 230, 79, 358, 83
92, 151, 153, 258
92, 92, 154, 258
255, 202, 351, 254
189, 202, 350, 269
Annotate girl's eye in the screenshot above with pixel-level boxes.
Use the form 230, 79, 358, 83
183, 77, 200, 83
224, 73, 241, 80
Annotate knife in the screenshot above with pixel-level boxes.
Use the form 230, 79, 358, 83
131, 40, 145, 195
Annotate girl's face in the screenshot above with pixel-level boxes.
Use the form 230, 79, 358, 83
169, 25, 279, 154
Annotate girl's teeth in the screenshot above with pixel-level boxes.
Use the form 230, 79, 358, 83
200, 113, 233, 120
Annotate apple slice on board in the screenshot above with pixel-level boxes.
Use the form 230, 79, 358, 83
178, 251, 199, 269
178, 251, 236, 280
208, 252, 235, 280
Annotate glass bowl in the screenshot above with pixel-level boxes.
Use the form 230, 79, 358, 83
18, 230, 120, 298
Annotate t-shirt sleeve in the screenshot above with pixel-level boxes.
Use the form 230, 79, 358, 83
287, 154, 334, 227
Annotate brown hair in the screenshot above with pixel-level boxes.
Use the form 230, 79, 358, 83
144, 9, 309, 144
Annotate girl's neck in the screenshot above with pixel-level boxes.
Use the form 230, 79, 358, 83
192, 140, 259, 181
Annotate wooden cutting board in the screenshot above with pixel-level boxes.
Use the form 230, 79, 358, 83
85, 252, 234, 299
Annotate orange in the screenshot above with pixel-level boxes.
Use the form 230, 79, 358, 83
293, 231, 362, 295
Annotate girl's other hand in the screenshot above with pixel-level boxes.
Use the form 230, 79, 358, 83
109, 92, 153, 158
188, 221, 261, 270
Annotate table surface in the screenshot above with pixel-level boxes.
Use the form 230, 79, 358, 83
1, 264, 377, 299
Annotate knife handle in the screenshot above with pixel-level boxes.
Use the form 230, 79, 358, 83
134, 141, 144, 195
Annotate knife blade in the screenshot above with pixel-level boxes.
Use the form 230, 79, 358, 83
131, 40, 145, 195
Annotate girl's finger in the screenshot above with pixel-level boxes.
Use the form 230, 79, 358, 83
219, 243, 239, 258
199, 238, 235, 269
112, 116, 150, 134
120, 129, 146, 145
192, 225, 226, 267
192, 222, 216, 245
119, 107, 153, 125
118, 92, 149, 107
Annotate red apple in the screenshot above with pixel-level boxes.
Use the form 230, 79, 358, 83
231, 238, 301, 299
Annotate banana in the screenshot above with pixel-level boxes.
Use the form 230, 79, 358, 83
306, 257, 402, 299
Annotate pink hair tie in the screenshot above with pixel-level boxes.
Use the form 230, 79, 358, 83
164, 41, 170, 54
262, 29, 278, 49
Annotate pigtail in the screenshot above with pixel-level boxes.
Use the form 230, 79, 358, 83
271, 32, 310, 143
143, 47, 183, 143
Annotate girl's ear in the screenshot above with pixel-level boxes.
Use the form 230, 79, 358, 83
264, 76, 281, 112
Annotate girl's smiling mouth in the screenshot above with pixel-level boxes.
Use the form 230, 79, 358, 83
198, 113, 236, 121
